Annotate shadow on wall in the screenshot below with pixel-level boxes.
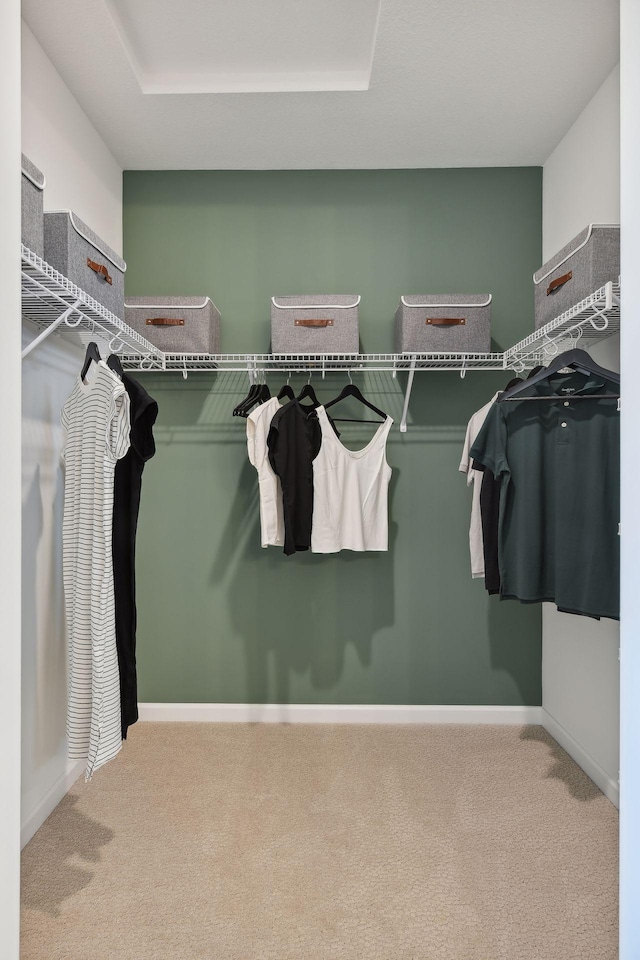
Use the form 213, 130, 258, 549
21, 794, 114, 917
519, 725, 603, 802
210, 457, 398, 704
136, 370, 543, 707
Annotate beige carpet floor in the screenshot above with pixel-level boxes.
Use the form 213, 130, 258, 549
21, 723, 618, 960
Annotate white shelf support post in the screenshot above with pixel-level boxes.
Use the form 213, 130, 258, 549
399, 356, 417, 433
21, 300, 82, 360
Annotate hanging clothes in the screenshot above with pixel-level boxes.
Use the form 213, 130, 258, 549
311, 405, 393, 553
246, 397, 284, 548
479, 465, 501, 595
267, 399, 323, 555
112, 372, 158, 740
470, 369, 620, 620
459, 392, 500, 578
61, 361, 131, 778
474, 371, 540, 595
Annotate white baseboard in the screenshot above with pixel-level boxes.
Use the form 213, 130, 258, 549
541, 709, 619, 808
21, 709, 615, 847
138, 702, 543, 725
21, 759, 85, 849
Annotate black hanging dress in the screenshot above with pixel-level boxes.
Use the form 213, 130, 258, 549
112, 373, 158, 738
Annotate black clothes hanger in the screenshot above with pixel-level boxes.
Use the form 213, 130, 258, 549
233, 382, 261, 417
499, 349, 619, 402
107, 353, 125, 378
323, 383, 387, 423
296, 383, 320, 406
234, 382, 272, 418
277, 383, 296, 402
504, 377, 523, 391
254, 383, 271, 407
81, 341, 101, 382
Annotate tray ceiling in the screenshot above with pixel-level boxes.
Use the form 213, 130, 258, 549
22, 0, 619, 169
105, 0, 381, 93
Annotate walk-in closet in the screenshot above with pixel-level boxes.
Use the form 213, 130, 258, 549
3, 0, 640, 957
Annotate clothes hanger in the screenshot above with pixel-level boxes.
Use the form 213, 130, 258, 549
323, 377, 387, 423
499, 348, 619, 402
235, 375, 273, 418
240, 382, 271, 417
107, 354, 125, 378
258, 382, 271, 403
80, 341, 101, 382
296, 384, 319, 405
277, 380, 295, 402
503, 377, 523, 391
233, 381, 261, 417
239, 384, 265, 416
296, 374, 320, 407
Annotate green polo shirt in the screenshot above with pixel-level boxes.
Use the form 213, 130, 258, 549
470, 369, 620, 620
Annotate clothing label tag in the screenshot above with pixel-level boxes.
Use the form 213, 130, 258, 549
561, 387, 577, 394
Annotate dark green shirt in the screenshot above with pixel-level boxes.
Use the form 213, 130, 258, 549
470, 370, 620, 620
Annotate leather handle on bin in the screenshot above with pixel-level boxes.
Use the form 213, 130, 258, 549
547, 271, 573, 295
294, 318, 334, 327
145, 317, 185, 326
425, 317, 466, 326
86, 257, 112, 285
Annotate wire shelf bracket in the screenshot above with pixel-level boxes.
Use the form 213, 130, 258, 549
399, 357, 417, 433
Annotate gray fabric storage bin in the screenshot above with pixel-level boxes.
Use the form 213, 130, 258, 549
534, 224, 620, 329
21, 154, 45, 257
395, 295, 492, 353
124, 297, 221, 354
271, 295, 360, 354
44, 210, 126, 319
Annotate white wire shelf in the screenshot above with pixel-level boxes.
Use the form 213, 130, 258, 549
504, 279, 620, 369
21, 245, 164, 366
20, 245, 621, 431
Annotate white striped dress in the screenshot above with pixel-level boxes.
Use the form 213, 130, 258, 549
61, 361, 131, 779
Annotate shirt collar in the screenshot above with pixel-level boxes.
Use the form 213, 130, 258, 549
528, 370, 613, 398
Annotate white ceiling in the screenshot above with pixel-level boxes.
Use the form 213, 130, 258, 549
22, 0, 619, 170
104, 0, 381, 93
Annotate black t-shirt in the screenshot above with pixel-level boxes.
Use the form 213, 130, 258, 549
267, 400, 322, 556
475, 377, 523, 596
112, 373, 158, 737
476, 462, 501, 595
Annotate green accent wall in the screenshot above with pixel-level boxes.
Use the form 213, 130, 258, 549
123, 168, 543, 706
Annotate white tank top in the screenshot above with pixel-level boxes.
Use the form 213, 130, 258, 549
312, 405, 393, 553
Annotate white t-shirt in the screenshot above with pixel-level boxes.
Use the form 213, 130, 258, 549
459, 392, 500, 579
312, 405, 393, 553
247, 397, 285, 548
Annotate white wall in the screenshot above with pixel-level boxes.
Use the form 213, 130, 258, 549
21, 335, 86, 846
20, 21, 123, 845
21, 21, 123, 255
1, 0, 24, 954
619, 1, 640, 952
541, 64, 620, 806
543, 66, 620, 261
